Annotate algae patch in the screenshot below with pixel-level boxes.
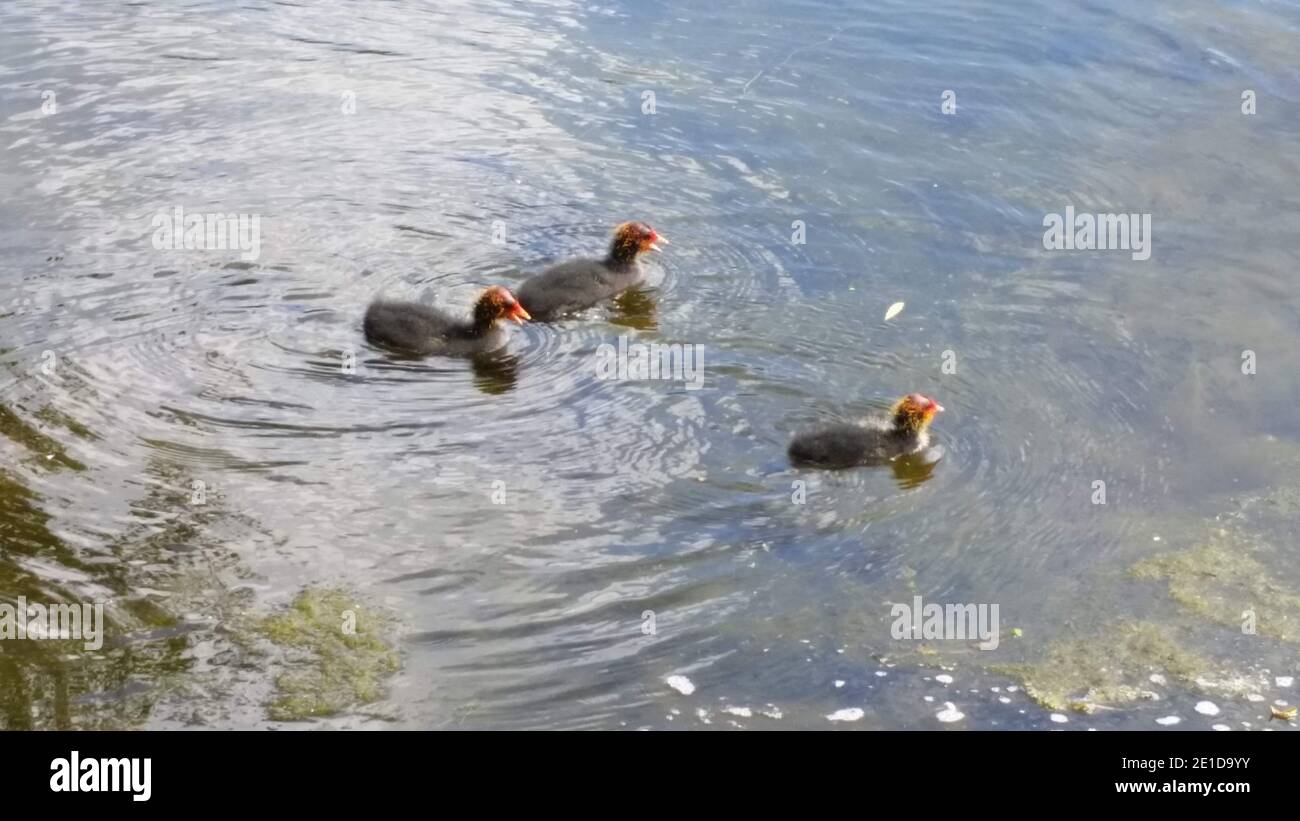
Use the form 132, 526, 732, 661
992, 621, 1211, 712
257, 588, 400, 721
0, 403, 86, 470
1132, 532, 1300, 643
993, 514, 1298, 713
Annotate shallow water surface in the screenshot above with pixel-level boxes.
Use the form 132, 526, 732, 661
1, 0, 1299, 730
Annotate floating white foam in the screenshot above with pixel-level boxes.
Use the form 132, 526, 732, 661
1194, 701, 1220, 716
827, 708, 864, 722
666, 675, 695, 695
936, 702, 964, 723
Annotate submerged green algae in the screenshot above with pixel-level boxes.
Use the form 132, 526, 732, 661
1132, 533, 1300, 643
3, 416, 402, 728
992, 621, 1212, 712
33, 405, 98, 441
0, 456, 198, 729
256, 588, 400, 721
0, 402, 86, 471
990, 495, 1300, 712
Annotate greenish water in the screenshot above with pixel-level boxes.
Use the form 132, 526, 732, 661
1, 0, 1298, 729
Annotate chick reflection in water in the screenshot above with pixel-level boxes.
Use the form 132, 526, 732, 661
608, 287, 658, 331
891, 449, 941, 489
471, 350, 519, 395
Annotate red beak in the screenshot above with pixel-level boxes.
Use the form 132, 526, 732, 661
915, 394, 943, 413
508, 302, 531, 324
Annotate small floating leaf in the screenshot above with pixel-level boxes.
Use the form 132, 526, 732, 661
884, 301, 905, 321
1270, 705, 1297, 721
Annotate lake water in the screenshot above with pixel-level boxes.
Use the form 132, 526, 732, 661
2, 0, 1299, 730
